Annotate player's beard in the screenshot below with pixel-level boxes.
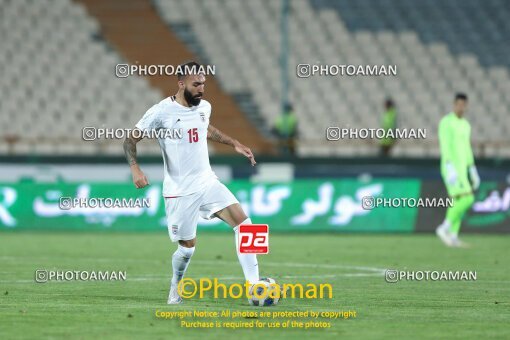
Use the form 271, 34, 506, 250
184, 87, 202, 106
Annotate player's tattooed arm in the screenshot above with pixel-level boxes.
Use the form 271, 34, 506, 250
207, 124, 256, 166
123, 131, 142, 166
207, 124, 236, 146
123, 129, 150, 188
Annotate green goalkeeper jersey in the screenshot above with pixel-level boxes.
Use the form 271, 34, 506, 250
438, 112, 474, 174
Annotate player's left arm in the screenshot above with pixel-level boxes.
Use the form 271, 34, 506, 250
207, 124, 256, 166
466, 123, 475, 166
466, 123, 480, 190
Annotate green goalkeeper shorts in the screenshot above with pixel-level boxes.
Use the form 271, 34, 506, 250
441, 168, 472, 197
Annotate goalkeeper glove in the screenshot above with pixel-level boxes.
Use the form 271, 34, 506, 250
445, 162, 457, 186
469, 165, 480, 190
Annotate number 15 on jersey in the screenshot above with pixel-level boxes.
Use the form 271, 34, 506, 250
188, 128, 198, 143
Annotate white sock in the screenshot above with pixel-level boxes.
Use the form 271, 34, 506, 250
171, 244, 195, 286
234, 218, 259, 284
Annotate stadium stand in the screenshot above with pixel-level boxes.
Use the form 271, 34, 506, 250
2, 0, 509, 157
78, 0, 272, 155
0, 0, 162, 155
0, 0, 271, 156
154, 0, 510, 158
312, 0, 510, 69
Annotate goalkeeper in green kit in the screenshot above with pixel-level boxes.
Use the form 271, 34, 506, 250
436, 93, 480, 247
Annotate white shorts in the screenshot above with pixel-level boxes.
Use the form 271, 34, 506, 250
164, 179, 239, 242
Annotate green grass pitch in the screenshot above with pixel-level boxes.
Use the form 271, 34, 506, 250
1, 232, 509, 339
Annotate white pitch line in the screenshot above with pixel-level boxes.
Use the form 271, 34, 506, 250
0, 257, 387, 273
126, 273, 383, 282
0, 272, 383, 284
201, 273, 383, 280
0, 255, 387, 284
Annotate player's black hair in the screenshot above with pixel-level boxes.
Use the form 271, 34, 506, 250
385, 98, 394, 109
176, 61, 202, 80
455, 93, 468, 101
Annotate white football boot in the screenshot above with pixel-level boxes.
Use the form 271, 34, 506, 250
167, 283, 182, 304
436, 225, 454, 247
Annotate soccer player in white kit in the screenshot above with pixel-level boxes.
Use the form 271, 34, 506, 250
123, 61, 260, 304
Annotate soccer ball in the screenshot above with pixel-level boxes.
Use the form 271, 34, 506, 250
248, 277, 280, 307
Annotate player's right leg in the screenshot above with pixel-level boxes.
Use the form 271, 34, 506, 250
168, 238, 196, 304
198, 180, 260, 285
165, 193, 201, 304
214, 203, 260, 284
437, 175, 457, 246
436, 173, 474, 247
448, 194, 474, 247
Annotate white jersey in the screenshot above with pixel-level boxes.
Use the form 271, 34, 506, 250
135, 96, 217, 197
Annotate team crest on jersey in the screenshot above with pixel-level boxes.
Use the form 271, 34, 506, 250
199, 112, 205, 122
171, 225, 178, 235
